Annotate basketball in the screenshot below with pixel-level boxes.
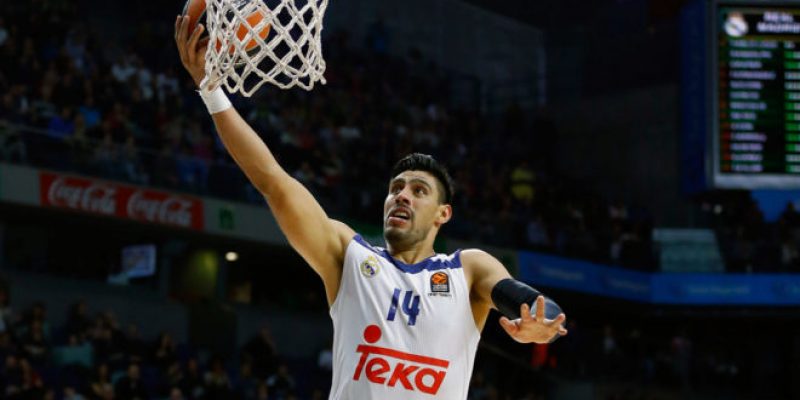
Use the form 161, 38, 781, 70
182, 0, 271, 53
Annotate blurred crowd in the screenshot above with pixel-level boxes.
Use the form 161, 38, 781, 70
701, 191, 800, 273
2, 281, 781, 400
472, 313, 788, 400
0, 0, 657, 270
0, 285, 327, 400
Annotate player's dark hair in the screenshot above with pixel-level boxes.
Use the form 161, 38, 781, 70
390, 153, 454, 204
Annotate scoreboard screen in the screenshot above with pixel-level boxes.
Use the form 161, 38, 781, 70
712, 1, 800, 188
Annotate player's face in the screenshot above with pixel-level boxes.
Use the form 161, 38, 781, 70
383, 171, 450, 247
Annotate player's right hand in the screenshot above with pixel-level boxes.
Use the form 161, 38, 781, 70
499, 296, 567, 344
174, 15, 209, 88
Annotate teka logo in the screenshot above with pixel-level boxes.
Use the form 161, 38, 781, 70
353, 325, 449, 395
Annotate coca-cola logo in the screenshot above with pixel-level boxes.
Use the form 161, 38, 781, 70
352, 325, 449, 395
46, 177, 117, 215
40, 173, 204, 230
126, 190, 194, 227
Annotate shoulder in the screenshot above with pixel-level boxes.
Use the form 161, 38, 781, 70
460, 248, 512, 300
459, 249, 503, 271
460, 248, 509, 282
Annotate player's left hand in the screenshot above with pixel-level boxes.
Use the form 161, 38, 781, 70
499, 296, 568, 344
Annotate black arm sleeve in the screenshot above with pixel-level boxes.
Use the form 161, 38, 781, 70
490, 278, 542, 319
490, 278, 563, 321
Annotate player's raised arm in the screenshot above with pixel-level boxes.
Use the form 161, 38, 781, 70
463, 249, 568, 344
174, 16, 353, 302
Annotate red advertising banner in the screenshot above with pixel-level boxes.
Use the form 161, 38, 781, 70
40, 172, 205, 230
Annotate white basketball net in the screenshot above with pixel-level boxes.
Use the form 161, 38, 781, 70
203, 0, 328, 95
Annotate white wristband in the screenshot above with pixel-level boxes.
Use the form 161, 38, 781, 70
198, 86, 232, 115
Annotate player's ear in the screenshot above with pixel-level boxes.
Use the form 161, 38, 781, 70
435, 204, 452, 226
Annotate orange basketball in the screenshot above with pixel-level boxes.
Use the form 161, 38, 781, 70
182, 0, 271, 53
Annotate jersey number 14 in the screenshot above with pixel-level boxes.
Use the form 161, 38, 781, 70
387, 288, 421, 326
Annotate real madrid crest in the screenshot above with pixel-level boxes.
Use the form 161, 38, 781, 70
360, 256, 380, 278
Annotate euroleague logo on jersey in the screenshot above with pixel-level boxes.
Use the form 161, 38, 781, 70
360, 256, 380, 278
353, 325, 449, 395
429, 272, 451, 297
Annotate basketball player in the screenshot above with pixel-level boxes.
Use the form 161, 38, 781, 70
175, 15, 567, 399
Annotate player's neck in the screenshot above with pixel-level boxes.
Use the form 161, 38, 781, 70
385, 240, 436, 265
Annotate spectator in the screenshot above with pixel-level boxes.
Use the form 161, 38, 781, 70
600, 324, 621, 378
17, 357, 45, 398
93, 132, 119, 178
365, 18, 390, 55
204, 355, 232, 398
47, 106, 75, 139
243, 327, 278, 379
63, 28, 88, 74
2, 355, 23, 396
314, 342, 333, 394
175, 144, 204, 192
234, 360, 260, 400
256, 382, 270, 400
65, 300, 91, 339
0, 18, 8, 48
153, 143, 180, 187
783, 237, 800, 270
155, 68, 180, 102
0, 332, 15, 362
123, 324, 147, 364
164, 360, 184, 394
78, 97, 101, 129
63, 386, 87, 400
30, 84, 57, 122
468, 370, 488, 400
120, 135, 149, 184
179, 358, 205, 399
0, 286, 12, 334
609, 200, 629, 222
609, 223, 624, 264
526, 215, 550, 249
88, 314, 114, 364
317, 343, 332, 373
67, 113, 92, 171
151, 332, 177, 371
510, 160, 535, 205
671, 329, 692, 392
557, 319, 586, 379
18, 302, 50, 340
0, 121, 27, 163
20, 320, 49, 366
114, 362, 148, 400
168, 387, 185, 400
111, 55, 136, 84
266, 363, 296, 400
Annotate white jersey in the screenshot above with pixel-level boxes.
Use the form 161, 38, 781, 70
329, 234, 480, 400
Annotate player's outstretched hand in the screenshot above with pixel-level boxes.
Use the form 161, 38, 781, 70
174, 15, 209, 87
499, 296, 568, 344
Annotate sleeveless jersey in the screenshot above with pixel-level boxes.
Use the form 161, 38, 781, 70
329, 234, 480, 399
